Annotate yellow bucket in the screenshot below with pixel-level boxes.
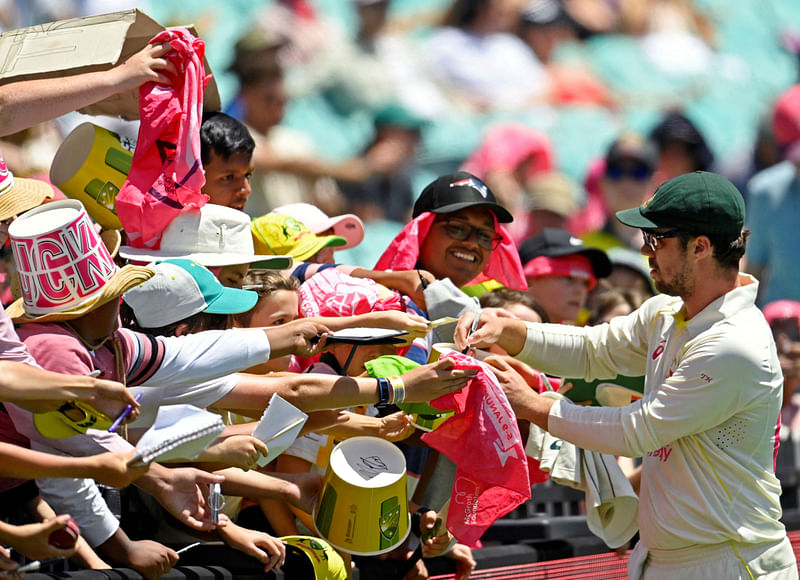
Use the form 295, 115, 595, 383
429, 342, 458, 363
313, 436, 409, 556
49, 122, 133, 230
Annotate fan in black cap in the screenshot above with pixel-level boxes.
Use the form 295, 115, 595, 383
412, 171, 513, 223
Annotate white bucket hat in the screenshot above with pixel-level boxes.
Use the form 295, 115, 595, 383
119, 204, 293, 269
270, 203, 364, 250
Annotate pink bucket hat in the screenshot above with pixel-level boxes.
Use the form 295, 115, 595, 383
6, 199, 153, 323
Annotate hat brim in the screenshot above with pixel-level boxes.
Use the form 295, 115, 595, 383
100, 229, 122, 258
292, 235, 347, 262
33, 401, 113, 439
9, 264, 155, 324
615, 207, 662, 230
327, 214, 365, 249
0, 178, 54, 221
429, 201, 513, 223
529, 246, 612, 278
119, 247, 293, 271
204, 286, 260, 315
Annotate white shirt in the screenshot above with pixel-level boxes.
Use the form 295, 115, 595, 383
517, 274, 786, 549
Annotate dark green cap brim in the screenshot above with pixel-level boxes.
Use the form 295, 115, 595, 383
251, 256, 293, 270
615, 207, 662, 230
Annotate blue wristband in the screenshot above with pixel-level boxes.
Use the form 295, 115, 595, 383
376, 377, 391, 407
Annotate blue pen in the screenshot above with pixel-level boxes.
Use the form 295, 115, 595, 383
108, 392, 143, 433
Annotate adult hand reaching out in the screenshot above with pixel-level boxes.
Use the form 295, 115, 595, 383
453, 308, 528, 356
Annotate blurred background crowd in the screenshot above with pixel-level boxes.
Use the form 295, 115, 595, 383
2, 0, 799, 267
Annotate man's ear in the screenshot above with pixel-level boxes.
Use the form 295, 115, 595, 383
694, 235, 713, 259
174, 323, 189, 337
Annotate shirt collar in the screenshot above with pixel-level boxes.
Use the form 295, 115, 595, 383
674, 273, 759, 330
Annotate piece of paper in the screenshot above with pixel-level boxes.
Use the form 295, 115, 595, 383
428, 317, 460, 328
253, 394, 309, 467
131, 404, 224, 465
325, 327, 408, 345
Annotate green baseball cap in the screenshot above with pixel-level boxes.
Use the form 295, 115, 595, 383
616, 171, 745, 238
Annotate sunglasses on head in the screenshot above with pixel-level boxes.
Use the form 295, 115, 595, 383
439, 220, 503, 250
606, 164, 652, 181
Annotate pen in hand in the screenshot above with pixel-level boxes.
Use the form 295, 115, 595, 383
108, 392, 143, 433
462, 309, 482, 354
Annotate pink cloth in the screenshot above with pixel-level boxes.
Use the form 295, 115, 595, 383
116, 28, 210, 249
373, 212, 527, 291
461, 124, 555, 182
422, 352, 531, 546
298, 268, 403, 318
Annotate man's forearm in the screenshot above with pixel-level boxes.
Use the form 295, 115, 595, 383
516, 393, 556, 431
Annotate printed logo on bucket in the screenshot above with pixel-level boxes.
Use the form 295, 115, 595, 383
354, 454, 389, 480
379, 496, 401, 550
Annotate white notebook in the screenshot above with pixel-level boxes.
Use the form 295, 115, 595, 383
252, 394, 308, 467
130, 405, 225, 466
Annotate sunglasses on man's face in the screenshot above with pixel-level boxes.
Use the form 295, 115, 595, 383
606, 164, 652, 182
439, 220, 503, 250
642, 230, 682, 252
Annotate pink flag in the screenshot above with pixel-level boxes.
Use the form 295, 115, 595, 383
116, 29, 210, 249
422, 352, 531, 546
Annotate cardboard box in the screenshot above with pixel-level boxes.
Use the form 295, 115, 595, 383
0, 9, 221, 120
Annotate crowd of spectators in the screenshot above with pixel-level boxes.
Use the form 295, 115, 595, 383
1, 0, 800, 578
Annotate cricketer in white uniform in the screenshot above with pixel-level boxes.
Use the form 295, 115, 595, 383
458, 171, 799, 579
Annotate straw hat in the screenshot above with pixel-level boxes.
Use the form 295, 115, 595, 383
6, 199, 153, 324
0, 152, 54, 221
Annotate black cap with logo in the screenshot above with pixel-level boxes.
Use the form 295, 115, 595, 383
412, 171, 513, 223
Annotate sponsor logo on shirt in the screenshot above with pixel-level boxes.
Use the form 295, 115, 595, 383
648, 445, 673, 462
652, 339, 667, 360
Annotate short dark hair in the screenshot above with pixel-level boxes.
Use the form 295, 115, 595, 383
479, 288, 550, 323
200, 111, 255, 166
678, 229, 749, 271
